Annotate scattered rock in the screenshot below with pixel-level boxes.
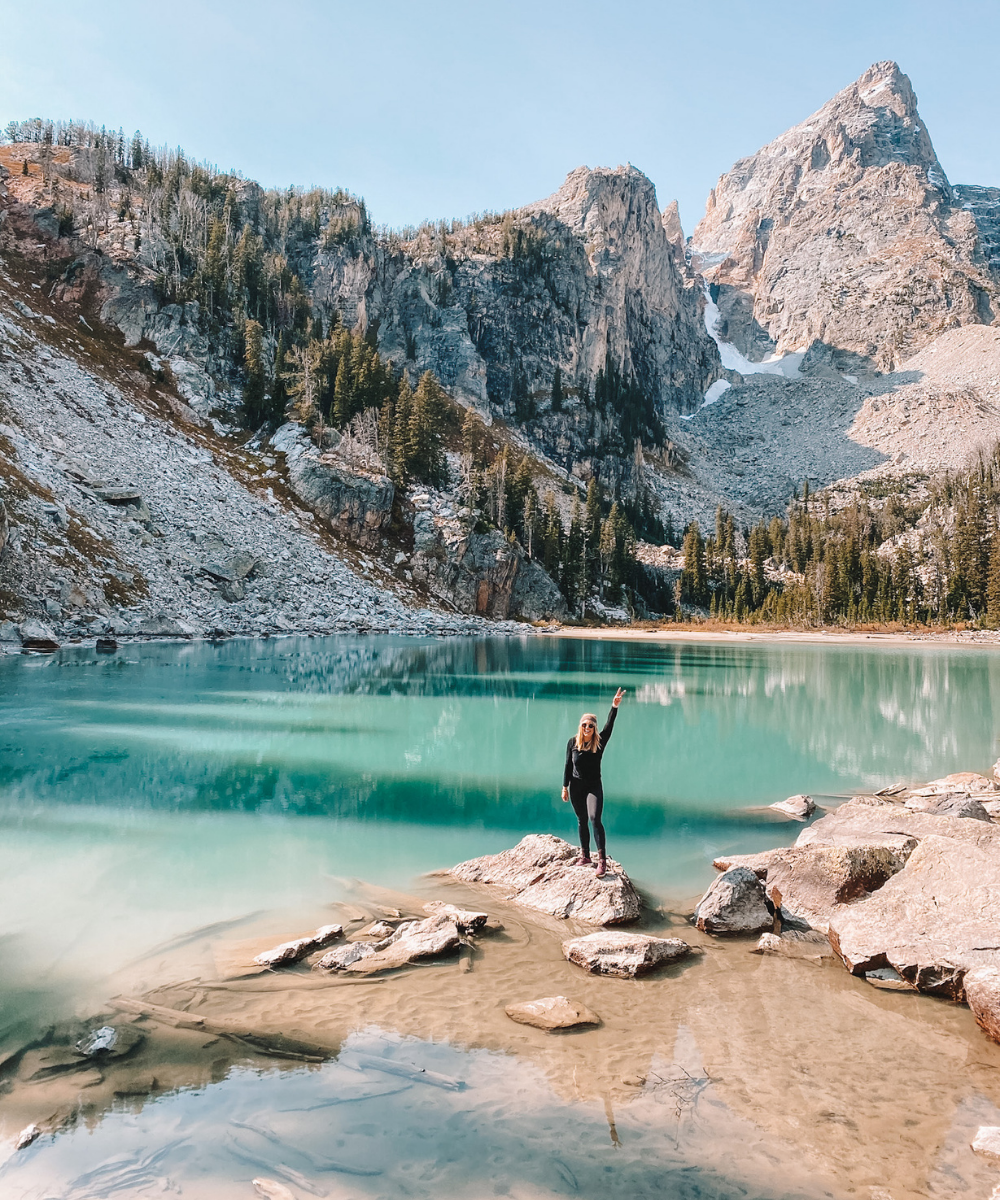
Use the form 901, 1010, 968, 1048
446, 834, 641, 925
0, 497, 8, 553
505, 996, 601, 1030
770, 794, 816, 820
15, 1124, 41, 1150
134, 613, 197, 638
917, 794, 991, 821
694, 867, 772, 934
422, 901, 490, 932
253, 923, 344, 968
18, 618, 60, 651
358, 921, 396, 941
827, 834, 1000, 997
972, 1126, 1000, 1162
253, 1179, 296, 1200
0, 619, 21, 647
315, 941, 380, 972
95, 637, 118, 653
752, 929, 833, 961
964, 967, 1000, 1044
75, 1024, 145, 1058
562, 931, 690, 978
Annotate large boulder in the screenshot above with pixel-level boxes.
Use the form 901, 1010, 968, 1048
505, 996, 600, 1030
562, 931, 690, 977
446, 834, 641, 925
759, 844, 910, 932
769, 794, 816, 820
796, 797, 1000, 851
693, 867, 772, 934
827, 835, 1000, 998
962, 967, 1000, 1044
18, 618, 59, 652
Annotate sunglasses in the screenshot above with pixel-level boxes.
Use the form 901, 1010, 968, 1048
581, 722, 596, 729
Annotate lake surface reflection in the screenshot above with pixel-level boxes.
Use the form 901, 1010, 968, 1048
2, 633, 1000, 1198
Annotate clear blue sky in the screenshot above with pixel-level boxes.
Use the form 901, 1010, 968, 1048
2, 0, 998, 234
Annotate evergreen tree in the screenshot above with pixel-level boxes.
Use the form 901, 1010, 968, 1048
680, 521, 707, 606
551, 366, 564, 413
240, 319, 269, 428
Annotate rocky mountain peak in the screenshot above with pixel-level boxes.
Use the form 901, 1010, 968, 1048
690, 61, 994, 372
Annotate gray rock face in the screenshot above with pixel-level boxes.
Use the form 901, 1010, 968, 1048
0, 497, 8, 553
412, 525, 567, 622
966, 968, 1000, 1045
504, 996, 601, 1030
827, 834, 1000, 997
253, 923, 344, 968
694, 866, 772, 934
446, 834, 641, 925
316, 165, 720, 428
691, 61, 997, 372
286, 450, 394, 550
562, 931, 690, 977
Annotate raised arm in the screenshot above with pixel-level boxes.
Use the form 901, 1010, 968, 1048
600, 688, 625, 746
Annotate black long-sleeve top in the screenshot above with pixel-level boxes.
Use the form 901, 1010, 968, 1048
563, 705, 618, 791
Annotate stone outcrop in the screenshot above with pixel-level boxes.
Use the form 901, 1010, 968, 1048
446, 834, 641, 925
693, 866, 771, 934
289, 452, 394, 551
18, 618, 59, 652
562, 930, 690, 977
0, 497, 8, 554
504, 996, 601, 1030
690, 61, 998, 373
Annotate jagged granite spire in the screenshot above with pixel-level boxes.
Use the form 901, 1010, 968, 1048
691, 61, 996, 372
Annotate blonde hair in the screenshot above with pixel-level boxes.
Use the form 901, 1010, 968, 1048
575, 713, 601, 752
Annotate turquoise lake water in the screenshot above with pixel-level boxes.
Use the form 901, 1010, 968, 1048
3, 633, 1000, 1198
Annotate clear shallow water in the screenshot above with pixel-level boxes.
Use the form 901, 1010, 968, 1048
3, 633, 1000, 1198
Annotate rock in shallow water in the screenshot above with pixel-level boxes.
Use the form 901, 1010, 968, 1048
769, 794, 816, 820
75, 1024, 144, 1058
827, 834, 1000, 997
694, 867, 772, 934
505, 996, 600, 1030
752, 929, 833, 961
253, 923, 344, 968
562, 931, 690, 977
316, 913, 466, 975
964, 967, 1000, 1044
446, 834, 641, 925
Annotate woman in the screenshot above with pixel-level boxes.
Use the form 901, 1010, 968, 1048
562, 687, 625, 877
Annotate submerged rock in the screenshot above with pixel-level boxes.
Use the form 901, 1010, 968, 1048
75, 1024, 144, 1058
972, 1126, 1000, 1162
446, 834, 641, 925
770, 794, 816, 820
315, 940, 380, 972
562, 931, 690, 978
421, 901, 490, 932
253, 923, 344, 968
752, 929, 833, 962
827, 834, 1000, 997
694, 867, 772, 934
864, 967, 916, 992
505, 996, 600, 1030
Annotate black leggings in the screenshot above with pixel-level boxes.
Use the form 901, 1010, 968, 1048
570, 785, 606, 857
